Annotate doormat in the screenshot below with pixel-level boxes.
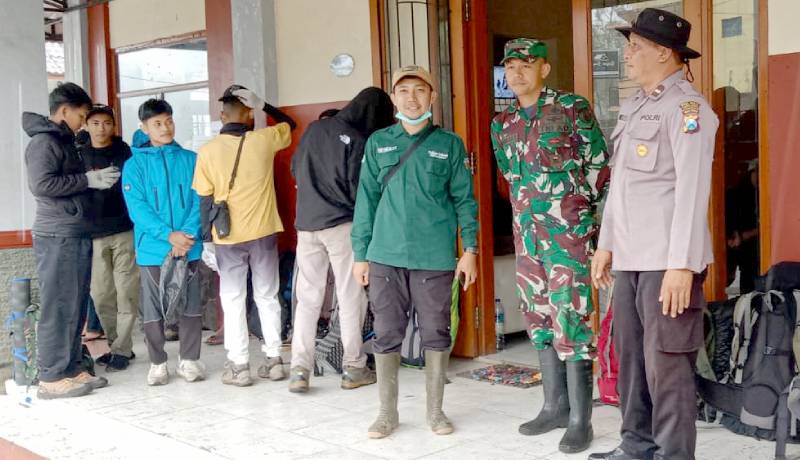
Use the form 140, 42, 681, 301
457, 364, 541, 388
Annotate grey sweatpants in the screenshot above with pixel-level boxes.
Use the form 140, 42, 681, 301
139, 262, 202, 365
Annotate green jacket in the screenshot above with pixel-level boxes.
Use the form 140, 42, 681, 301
352, 122, 478, 271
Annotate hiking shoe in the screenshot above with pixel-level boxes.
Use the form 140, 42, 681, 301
177, 359, 207, 382
147, 363, 169, 386
341, 366, 376, 390
258, 356, 286, 381
222, 361, 253, 387
165, 325, 179, 341
105, 354, 131, 372
37, 378, 93, 400
288, 367, 310, 393
73, 371, 109, 390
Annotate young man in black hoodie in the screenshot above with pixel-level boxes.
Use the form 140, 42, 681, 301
288, 87, 394, 393
78, 104, 139, 372
23, 82, 120, 399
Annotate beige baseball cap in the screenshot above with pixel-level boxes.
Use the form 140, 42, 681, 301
391, 65, 435, 91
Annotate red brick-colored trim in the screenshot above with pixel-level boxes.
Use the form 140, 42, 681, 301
768, 51, 800, 264
205, 0, 234, 122
0, 437, 45, 460
87, 2, 114, 105
0, 231, 32, 249
273, 101, 348, 253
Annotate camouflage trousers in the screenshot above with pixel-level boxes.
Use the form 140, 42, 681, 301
513, 223, 595, 362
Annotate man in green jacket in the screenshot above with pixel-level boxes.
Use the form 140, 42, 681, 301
352, 65, 479, 439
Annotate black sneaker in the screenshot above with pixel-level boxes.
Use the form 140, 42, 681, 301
96, 353, 113, 365
105, 354, 131, 372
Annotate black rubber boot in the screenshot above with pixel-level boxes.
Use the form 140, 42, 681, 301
559, 359, 594, 453
519, 346, 569, 436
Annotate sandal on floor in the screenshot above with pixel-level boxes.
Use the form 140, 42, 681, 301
205, 334, 224, 346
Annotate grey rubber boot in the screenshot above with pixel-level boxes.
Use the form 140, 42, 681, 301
425, 349, 454, 435
558, 359, 594, 453
367, 352, 400, 439
519, 346, 570, 435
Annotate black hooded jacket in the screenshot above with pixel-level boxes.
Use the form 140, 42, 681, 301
76, 132, 134, 237
23, 112, 93, 237
291, 87, 394, 232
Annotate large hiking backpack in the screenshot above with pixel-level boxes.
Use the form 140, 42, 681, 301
698, 291, 798, 433
7, 303, 40, 386
597, 296, 619, 406
697, 262, 800, 460
401, 278, 460, 368
6, 278, 40, 386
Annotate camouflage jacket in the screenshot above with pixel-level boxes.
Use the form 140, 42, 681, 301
491, 87, 610, 241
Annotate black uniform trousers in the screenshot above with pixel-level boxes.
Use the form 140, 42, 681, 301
613, 271, 705, 460
368, 262, 454, 354
33, 235, 93, 382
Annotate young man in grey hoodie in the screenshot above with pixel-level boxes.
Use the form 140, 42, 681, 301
23, 82, 119, 399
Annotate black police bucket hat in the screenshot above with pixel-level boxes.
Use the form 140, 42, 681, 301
616, 8, 701, 61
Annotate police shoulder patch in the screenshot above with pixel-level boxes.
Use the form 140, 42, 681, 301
680, 101, 700, 134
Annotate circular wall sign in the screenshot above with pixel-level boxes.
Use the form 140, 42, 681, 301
330, 54, 355, 77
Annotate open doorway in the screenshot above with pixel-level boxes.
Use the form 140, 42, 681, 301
485, 0, 574, 366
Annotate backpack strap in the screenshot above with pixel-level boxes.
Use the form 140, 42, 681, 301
381, 125, 438, 190
728, 292, 760, 384
227, 133, 247, 197
792, 291, 800, 373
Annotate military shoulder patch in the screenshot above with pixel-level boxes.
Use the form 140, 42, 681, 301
680, 101, 700, 134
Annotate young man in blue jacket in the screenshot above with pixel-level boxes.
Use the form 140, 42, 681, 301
122, 99, 205, 386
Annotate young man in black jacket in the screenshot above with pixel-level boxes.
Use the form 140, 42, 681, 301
23, 83, 120, 399
78, 104, 139, 372
288, 87, 394, 393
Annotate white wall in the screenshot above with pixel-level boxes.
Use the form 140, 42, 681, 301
0, 0, 47, 231
769, 0, 800, 55
109, 0, 206, 48
274, 0, 374, 106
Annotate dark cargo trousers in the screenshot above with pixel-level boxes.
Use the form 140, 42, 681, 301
368, 262, 454, 354
33, 235, 93, 382
613, 271, 706, 460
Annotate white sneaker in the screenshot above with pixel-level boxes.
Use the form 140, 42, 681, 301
147, 363, 169, 386
176, 359, 207, 382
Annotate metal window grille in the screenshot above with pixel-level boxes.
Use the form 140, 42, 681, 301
382, 0, 454, 130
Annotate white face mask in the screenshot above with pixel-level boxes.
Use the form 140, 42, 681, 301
395, 109, 433, 125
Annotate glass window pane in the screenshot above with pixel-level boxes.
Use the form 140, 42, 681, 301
590, 1, 683, 140
118, 40, 208, 92
119, 88, 212, 153
714, 0, 760, 295
163, 87, 213, 152
119, 94, 156, 146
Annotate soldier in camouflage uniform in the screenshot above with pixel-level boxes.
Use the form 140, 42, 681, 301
490, 38, 610, 454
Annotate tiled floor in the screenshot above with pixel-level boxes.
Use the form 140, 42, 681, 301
2, 333, 798, 459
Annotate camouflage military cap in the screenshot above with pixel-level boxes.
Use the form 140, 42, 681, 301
501, 38, 548, 64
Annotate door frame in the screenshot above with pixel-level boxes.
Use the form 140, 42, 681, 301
386, 0, 773, 356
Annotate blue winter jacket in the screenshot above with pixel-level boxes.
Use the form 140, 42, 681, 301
122, 131, 202, 266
